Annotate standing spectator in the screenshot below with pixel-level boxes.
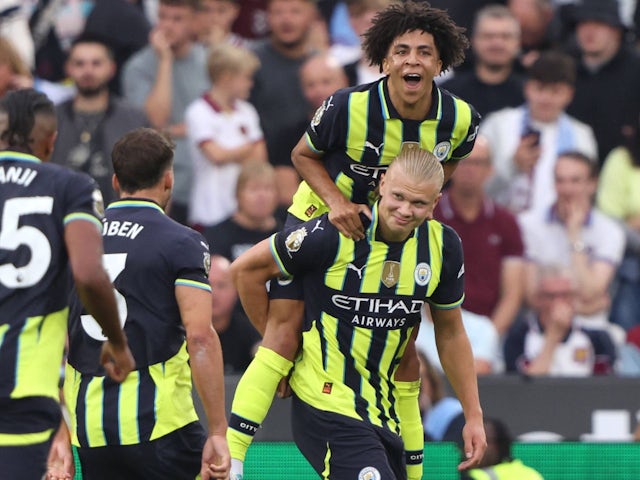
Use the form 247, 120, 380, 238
82, 0, 152, 94
209, 256, 261, 374
51, 35, 148, 206
566, 0, 640, 162
60, 128, 230, 480
203, 160, 280, 262
0, 89, 134, 480
597, 116, 640, 331
508, 0, 558, 68
185, 43, 266, 229
441, 5, 524, 118
504, 264, 616, 376
434, 136, 525, 336
482, 50, 597, 214
232, 0, 269, 40
249, 0, 317, 211
123, 0, 209, 224
462, 417, 545, 480
518, 151, 625, 337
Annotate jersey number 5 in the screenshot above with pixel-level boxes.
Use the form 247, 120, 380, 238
81, 253, 128, 341
0, 196, 54, 288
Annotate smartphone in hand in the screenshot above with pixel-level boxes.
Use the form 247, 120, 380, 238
521, 124, 541, 146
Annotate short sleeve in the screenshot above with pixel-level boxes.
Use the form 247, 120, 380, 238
185, 100, 219, 145
173, 230, 212, 292
245, 103, 264, 142
305, 90, 349, 154
450, 103, 481, 160
428, 225, 465, 309
270, 215, 338, 277
122, 53, 155, 110
62, 170, 103, 230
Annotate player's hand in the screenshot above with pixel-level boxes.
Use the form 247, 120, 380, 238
457, 417, 486, 471
100, 341, 135, 383
46, 423, 74, 480
276, 374, 292, 399
201, 434, 231, 479
328, 198, 372, 241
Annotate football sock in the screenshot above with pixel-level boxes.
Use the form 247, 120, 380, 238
396, 380, 424, 480
227, 346, 293, 462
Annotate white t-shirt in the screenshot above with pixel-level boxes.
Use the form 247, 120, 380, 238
186, 94, 263, 226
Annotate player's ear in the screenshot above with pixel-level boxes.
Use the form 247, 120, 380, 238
164, 168, 174, 191
112, 174, 121, 196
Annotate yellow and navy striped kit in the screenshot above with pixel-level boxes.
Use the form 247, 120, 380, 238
0, 151, 103, 446
65, 199, 212, 447
271, 204, 464, 433
288, 78, 480, 220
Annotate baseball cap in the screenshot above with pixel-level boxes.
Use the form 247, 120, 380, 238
573, 0, 626, 29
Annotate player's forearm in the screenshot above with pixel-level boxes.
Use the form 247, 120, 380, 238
189, 330, 228, 435
144, 58, 173, 128
291, 145, 345, 209
435, 322, 482, 421
235, 276, 270, 335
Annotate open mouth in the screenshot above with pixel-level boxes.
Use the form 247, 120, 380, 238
403, 73, 422, 87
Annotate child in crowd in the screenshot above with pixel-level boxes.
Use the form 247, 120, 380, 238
185, 42, 267, 229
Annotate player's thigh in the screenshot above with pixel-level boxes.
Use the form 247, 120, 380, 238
0, 441, 51, 480
291, 396, 403, 480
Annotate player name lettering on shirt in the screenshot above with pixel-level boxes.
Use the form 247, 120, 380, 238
0, 165, 38, 186
102, 220, 144, 239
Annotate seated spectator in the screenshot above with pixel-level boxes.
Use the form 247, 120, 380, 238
209, 255, 261, 374
194, 0, 248, 48
185, 42, 267, 229
0, 36, 33, 98
51, 35, 148, 205
618, 325, 640, 376
596, 118, 640, 332
417, 308, 502, 375
518, 151, 625, 338
441, 5, 525, 118
203, 160, 280, 261
462, 417, 544, 480
417, 349, 465, 443
482, 50, 597, 214
504, 264, 617, 376
434, 136, 525, 336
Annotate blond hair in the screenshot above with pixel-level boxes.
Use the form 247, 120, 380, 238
207, 43, 260, 83
388, 145, 444, 190
0, 37, 30, 78
235, 159, 276, 196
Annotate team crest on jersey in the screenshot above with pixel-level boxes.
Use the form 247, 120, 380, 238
285, 227, 308, 256
203, 252, 211, 275
433, 141, 452, 161
414, 262, 431, 286
358, 467, 381, 480
92, 188, 105, 218
310, 95, 335, 131
381, 261, 401, 288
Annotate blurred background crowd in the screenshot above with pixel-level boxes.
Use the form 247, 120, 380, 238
4, 0, 640, 382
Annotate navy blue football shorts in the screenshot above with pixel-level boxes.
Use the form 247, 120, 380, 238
291, 394, 407, 480
77, 421, 206, 480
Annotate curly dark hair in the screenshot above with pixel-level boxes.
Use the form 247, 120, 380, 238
362, 1, 469, 73
0, 88, 55, 152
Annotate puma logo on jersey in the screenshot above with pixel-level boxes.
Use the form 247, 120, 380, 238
364, 141, 384, 156
311, 219, 324, 233
347, 263, 366, 279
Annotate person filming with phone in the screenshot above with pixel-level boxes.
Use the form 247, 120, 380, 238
480, 51, 598, 214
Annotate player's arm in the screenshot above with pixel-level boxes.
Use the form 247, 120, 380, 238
395, 326, 423, 480
65, 220, 134, 382
176, 285, 230, 480
431, 306, 485, 470
230, 238, 284, 335
291, 136, 371, 240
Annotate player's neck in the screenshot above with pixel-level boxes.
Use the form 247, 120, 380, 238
119, 188, 169, 210
74, 90, 109, 113
387, 84, 433, 120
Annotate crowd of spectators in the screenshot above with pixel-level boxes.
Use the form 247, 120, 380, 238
5, 0, 640, 379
